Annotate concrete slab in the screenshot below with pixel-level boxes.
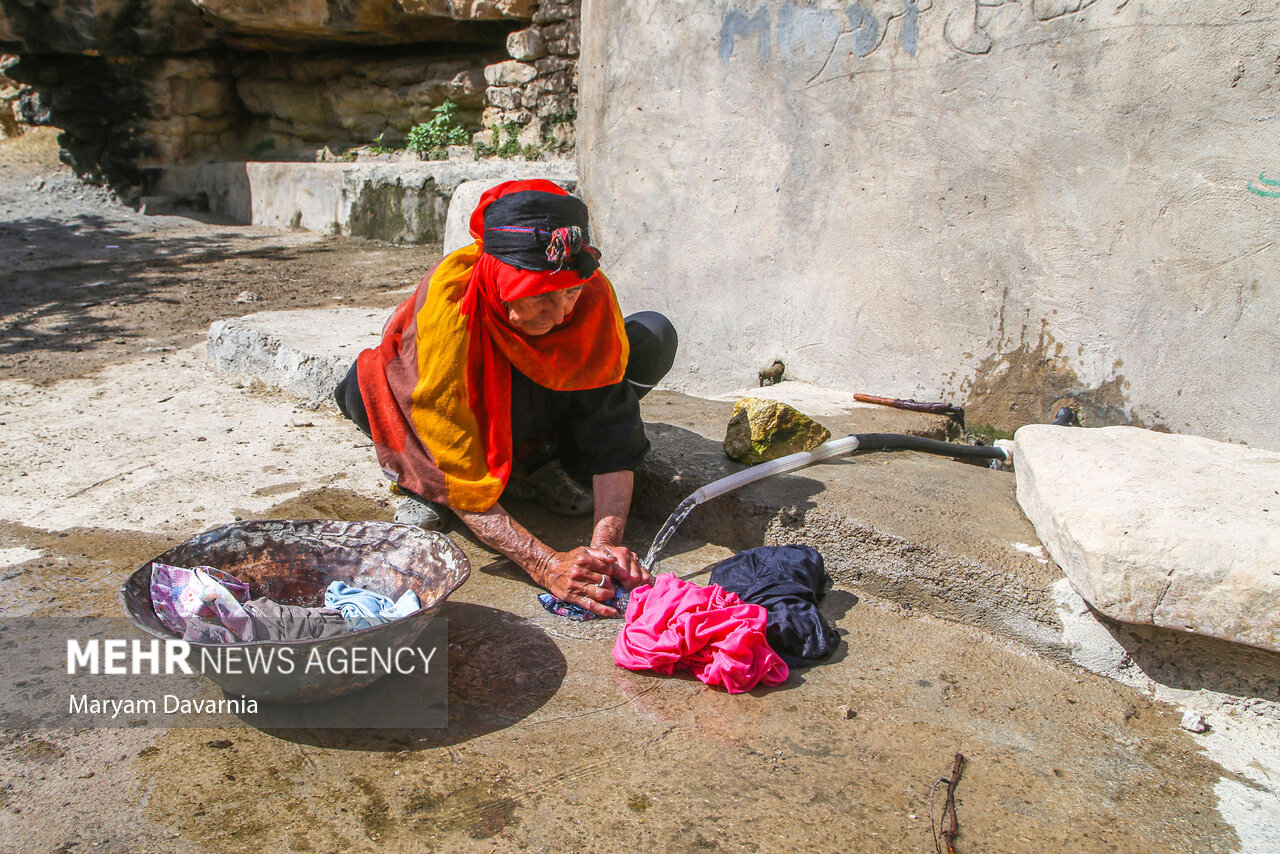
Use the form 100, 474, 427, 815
1, 472, 1249, 853
197, 310, 1280, 839
442, 179, 499, 254
5, 336, 1272, 852
207, 307, 388, 407
155, 158, 576, 244
1014, 424, 1280, 653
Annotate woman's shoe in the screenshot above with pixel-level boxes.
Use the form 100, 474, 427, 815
504, 460, 594, 516
393, 495, 452, 531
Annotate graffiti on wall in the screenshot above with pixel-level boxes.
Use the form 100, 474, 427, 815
720, 0, 1101, 66
1247, 172, 1280, 198
720, 2, 920, 63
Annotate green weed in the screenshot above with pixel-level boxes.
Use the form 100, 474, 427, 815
406, 100, 471, 159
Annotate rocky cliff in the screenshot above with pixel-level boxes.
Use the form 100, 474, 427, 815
0, 0, 576, 193
0, 54, 25, 138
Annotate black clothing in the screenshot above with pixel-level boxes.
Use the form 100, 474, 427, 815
708, 545, 840, 667
483, 191, 599, 277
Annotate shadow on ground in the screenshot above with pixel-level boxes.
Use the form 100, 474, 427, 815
261, 601, 566, 751
2, 215, 311, 357
0, 213, 427, 384
1098, 608, 1280, 702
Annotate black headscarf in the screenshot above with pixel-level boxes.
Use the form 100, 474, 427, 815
482, 189, 601, 277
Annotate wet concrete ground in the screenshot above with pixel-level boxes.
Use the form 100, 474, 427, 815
0, 486, 1240, 853
0, 131, 1260, 852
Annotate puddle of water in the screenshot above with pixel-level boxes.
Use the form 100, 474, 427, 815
242, 487, 390, 523
0, 522, 172, 618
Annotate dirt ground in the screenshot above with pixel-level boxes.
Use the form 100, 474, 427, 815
1, 129, 425, 387
0, 131, 1262, 853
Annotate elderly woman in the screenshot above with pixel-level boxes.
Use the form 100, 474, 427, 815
334, 180, 677, 617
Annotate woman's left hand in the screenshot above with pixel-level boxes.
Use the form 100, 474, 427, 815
596, 545, 651, 590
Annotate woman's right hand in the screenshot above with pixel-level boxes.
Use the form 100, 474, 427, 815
537, 546, 622, 617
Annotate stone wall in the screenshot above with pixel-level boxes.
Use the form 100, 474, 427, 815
0, 0, 531, 189
232, 49, 494, 156
578, 0, 1280, 449
479, 0, 579, 154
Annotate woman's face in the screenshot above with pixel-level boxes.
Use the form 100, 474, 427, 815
505, 284, 585, 336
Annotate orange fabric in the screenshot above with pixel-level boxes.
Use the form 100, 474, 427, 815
361, 180, 628, 512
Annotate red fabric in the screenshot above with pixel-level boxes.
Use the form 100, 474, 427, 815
613, 574, 790, 694
479, 251, 588, 301
472, 254, 621, 389
468, 179, 591, 299
356, 295, 418, 457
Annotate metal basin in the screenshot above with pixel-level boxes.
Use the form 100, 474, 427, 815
119, 519, 470, 703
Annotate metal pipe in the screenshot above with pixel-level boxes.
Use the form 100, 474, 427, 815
640, 434, 1010, 570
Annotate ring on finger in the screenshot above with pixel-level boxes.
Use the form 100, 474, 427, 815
598, 574, 609, 588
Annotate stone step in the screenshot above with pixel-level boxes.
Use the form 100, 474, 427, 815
1013, 424, 1280, 655
207, 307, 386, 407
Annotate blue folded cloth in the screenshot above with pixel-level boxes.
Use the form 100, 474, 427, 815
324, 580, 421, 631
537, 586, 630, 622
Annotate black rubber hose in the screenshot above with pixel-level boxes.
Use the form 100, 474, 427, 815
851, 433, 1009, 462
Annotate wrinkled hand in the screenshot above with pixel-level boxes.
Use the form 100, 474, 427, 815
537, 546, 625, 617
595, 545, 650, 591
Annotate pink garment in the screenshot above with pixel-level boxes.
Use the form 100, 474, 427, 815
612, 574, 789, 694
150, 563, 254, 644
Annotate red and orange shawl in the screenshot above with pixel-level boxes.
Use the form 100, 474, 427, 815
355, 180, 629, 512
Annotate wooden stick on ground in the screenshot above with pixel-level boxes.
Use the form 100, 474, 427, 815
940, 752, 965, 854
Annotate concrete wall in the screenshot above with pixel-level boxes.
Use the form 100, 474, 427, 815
578, 0, 1280, 447
156, 158, 574, 242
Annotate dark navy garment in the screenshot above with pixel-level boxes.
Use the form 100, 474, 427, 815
509, 365, 648, 476
708, 545, 839, 667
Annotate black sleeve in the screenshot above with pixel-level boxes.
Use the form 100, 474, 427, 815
567, 379, 650, 475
